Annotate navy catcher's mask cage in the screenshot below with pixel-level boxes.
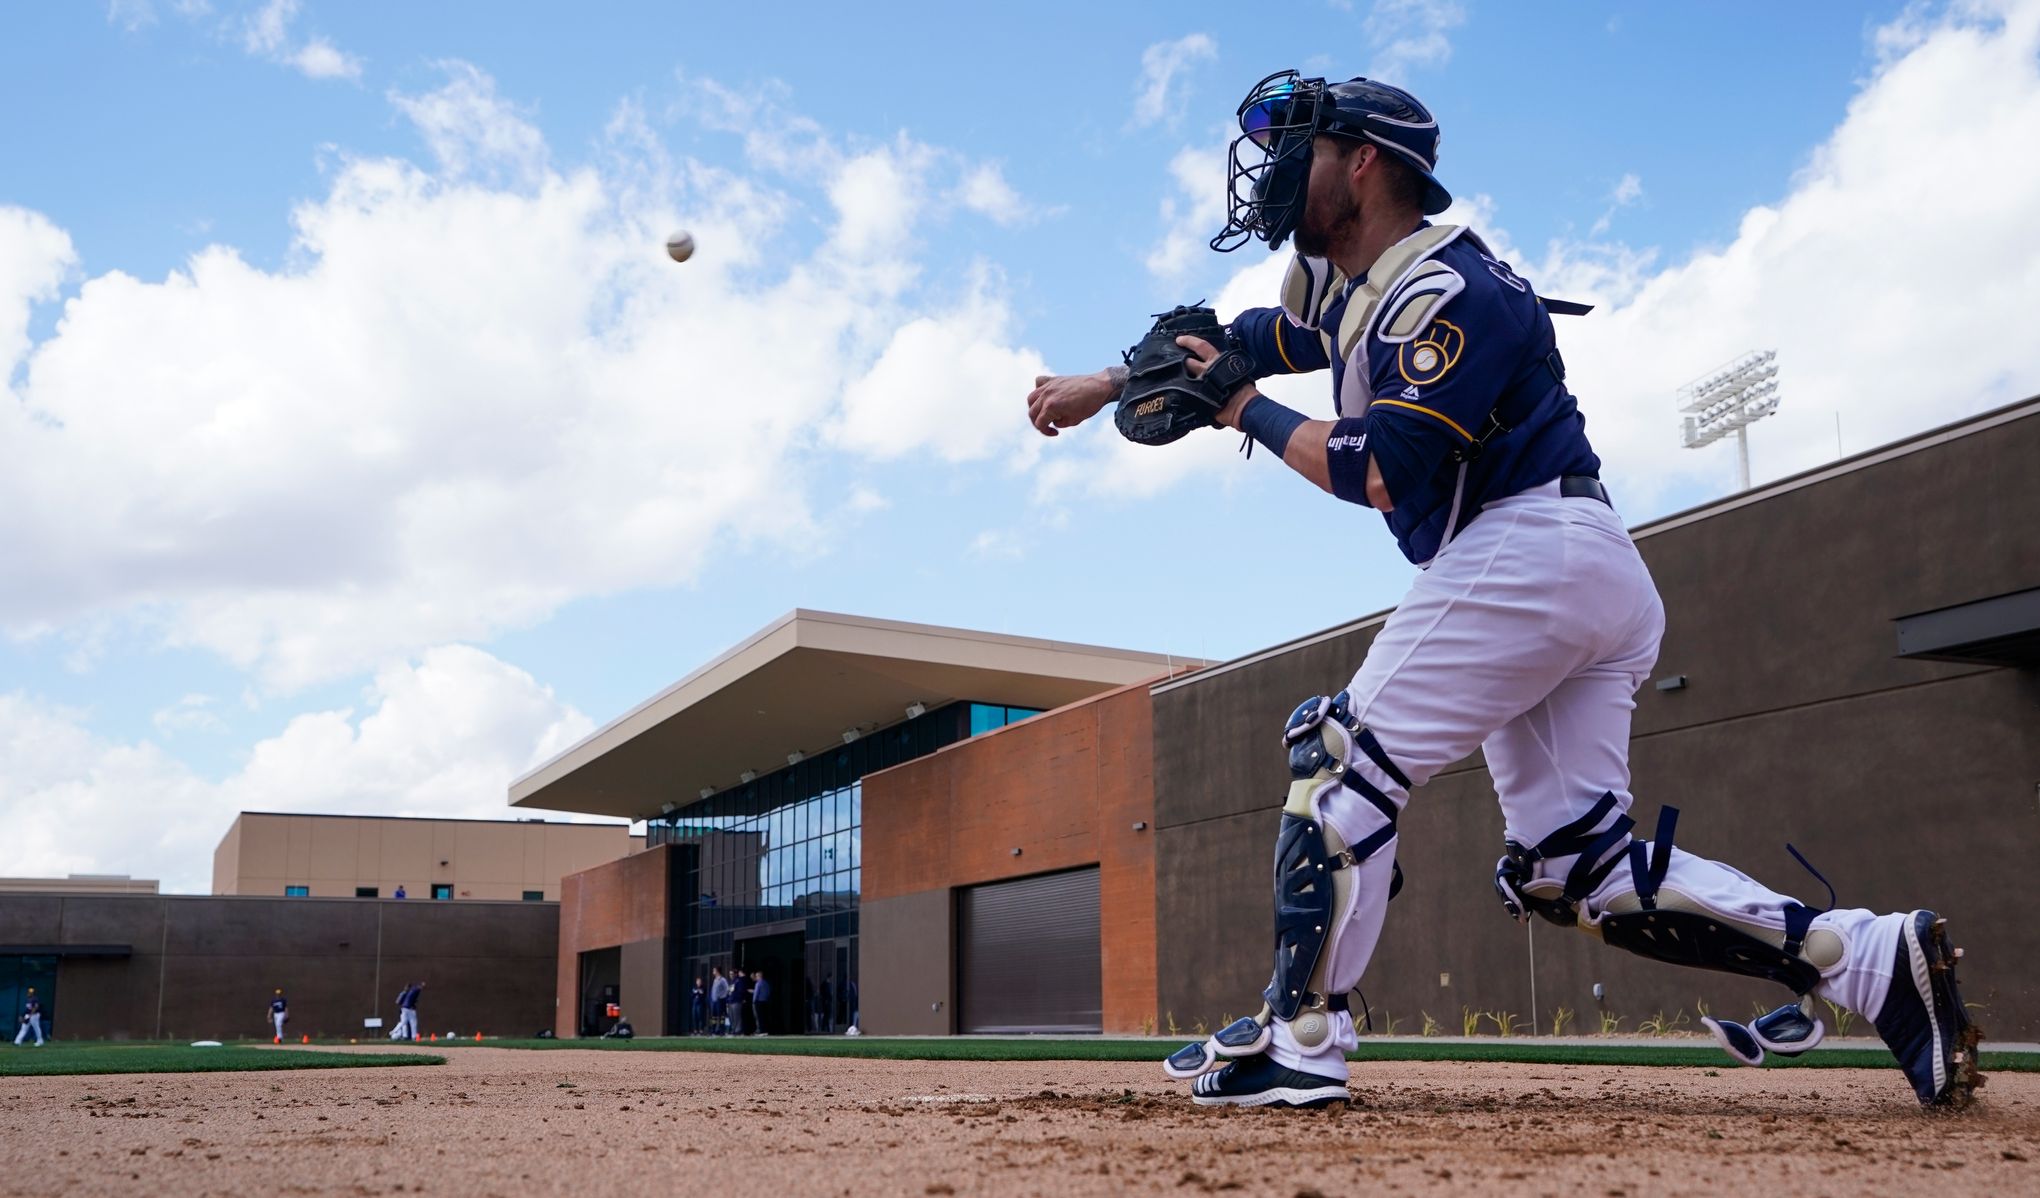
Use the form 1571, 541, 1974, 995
1212, 70, 1453, 253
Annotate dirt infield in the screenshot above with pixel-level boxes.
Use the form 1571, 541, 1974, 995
2, 1046, 2035, 1197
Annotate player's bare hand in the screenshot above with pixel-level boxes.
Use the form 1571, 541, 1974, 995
1175, 334, 1219, 375
1177, 335, 1258, 428
1027, 370, 1118, 437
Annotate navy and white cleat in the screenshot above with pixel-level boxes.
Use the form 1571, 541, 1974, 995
1872, 910, 1984, 1109
1187, 1053, 1348, 1108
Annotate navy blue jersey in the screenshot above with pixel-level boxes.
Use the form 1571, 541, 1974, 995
22, 998, 39, 1015
1230, 227, 1600, 564
270, 996, 287, 1014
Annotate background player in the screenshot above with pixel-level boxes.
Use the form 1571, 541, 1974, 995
1025, 71, 1979, 1110
268, 988, 288, 1043
14, 987, 44, 1046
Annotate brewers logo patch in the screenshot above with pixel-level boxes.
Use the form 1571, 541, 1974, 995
1397, 319, 1465, 386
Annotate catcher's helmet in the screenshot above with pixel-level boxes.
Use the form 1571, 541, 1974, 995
1213, 71, 1452, 252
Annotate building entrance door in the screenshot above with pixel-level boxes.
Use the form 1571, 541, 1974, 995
576, 947, 620, 1037
734, 929, 803, 1036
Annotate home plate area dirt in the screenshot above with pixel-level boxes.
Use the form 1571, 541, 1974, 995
2, 1047, 2036, 1197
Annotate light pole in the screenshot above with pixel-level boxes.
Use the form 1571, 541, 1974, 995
1678, 350, 1780, 491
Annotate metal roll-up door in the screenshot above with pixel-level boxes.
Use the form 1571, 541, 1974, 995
956, 867, 1101, 1033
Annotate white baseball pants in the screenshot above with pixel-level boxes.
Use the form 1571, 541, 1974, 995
14, 1015, 41, 1045
1268, 481, 1904, 1079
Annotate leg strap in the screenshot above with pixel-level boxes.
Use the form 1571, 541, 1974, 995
1492, 791, 1634, 927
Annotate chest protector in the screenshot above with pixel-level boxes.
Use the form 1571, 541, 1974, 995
1277, 225, 1482, 418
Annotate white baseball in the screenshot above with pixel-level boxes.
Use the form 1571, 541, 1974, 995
665, 229, 696, 262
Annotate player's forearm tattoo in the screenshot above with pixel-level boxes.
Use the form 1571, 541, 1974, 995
1105, 364, 1129, 396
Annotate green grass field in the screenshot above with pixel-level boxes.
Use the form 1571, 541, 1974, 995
431, 1035, 2040, 1073
0, 1041, 444, 1078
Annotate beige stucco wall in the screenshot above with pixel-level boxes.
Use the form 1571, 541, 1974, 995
212, 814, 633, 901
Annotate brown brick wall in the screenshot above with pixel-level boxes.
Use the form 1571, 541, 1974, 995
555, 845, 672, 1037
863, 681, 1159, 1033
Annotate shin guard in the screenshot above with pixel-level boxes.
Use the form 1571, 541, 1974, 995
1164, 692, 1405, 1080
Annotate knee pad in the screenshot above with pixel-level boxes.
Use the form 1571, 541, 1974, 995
1493, 790, 1635, 927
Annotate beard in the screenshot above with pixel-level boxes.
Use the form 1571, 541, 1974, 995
1292, 177, 1361, 259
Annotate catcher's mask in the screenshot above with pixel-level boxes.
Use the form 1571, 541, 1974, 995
1212, 71, 1452, 252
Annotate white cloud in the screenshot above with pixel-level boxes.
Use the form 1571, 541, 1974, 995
289, 36, 360, 81
152, 693, 227, 737
1132, 34, 1219, 129
1589, 172, 1644, 236
389, 62, 546, 183
0, 646, 593, 893
0, 208, 74, 378
836, 267, 1050, 464
1145, 137, 1229, 279
106, 0, 158, 31
1363, 0, 1467, 82
955, 163, 1035, 226
0, 65, 1050, 691
238, 0, 361, 81
240, 0, 292, 54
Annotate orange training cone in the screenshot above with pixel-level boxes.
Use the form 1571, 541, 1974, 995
430, 1032, 437, 1041
473, 1032, 482, 1042
301, 1034, 309, 1044
273, 1036, 281, 1044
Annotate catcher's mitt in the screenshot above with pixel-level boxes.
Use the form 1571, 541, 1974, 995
1114, 304, 1258, 446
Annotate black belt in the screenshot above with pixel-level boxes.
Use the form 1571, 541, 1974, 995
1560, 474, 1610, 506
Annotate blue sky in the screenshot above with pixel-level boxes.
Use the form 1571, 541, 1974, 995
5, 1, 2038, 891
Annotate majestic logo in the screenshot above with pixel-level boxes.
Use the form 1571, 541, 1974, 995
1397, 318, 1465, 386
1400, 384, 1422, 400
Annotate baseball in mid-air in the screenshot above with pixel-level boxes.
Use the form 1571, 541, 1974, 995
665, 229, 696, 263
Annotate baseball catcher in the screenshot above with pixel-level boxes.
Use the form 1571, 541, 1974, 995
1024, 70, 1980, 1110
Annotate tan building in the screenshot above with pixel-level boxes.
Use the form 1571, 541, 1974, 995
212, 812, 640, 901
0, 875, 160, 895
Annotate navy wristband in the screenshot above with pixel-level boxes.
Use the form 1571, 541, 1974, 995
1237, 395, 1308, 459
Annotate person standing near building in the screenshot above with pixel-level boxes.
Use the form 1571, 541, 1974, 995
750, 970, 772, 1037
388, 982, 413, 1040
708, 966, 730, 1036
393, 884, 407, 900
14, 988, 44, 1046
732, 969, 753, 1036
268, 989, 288, 1043
401, 981, 423, 1041
690, 976, 707, 1035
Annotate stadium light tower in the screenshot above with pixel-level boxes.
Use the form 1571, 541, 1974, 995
1677, 350, 1780, 491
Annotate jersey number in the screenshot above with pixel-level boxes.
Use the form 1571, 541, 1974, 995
1478, 252, 1527, 293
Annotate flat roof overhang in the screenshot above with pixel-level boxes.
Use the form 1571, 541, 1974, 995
0, 945, 133, 958
510, 609, 1207, 820
1895, 586, 2040, 668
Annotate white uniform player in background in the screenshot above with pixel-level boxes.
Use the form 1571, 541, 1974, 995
1026, 70, 1980, 1110
268, 989, 288, 1043
14, 988, 44, 1046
